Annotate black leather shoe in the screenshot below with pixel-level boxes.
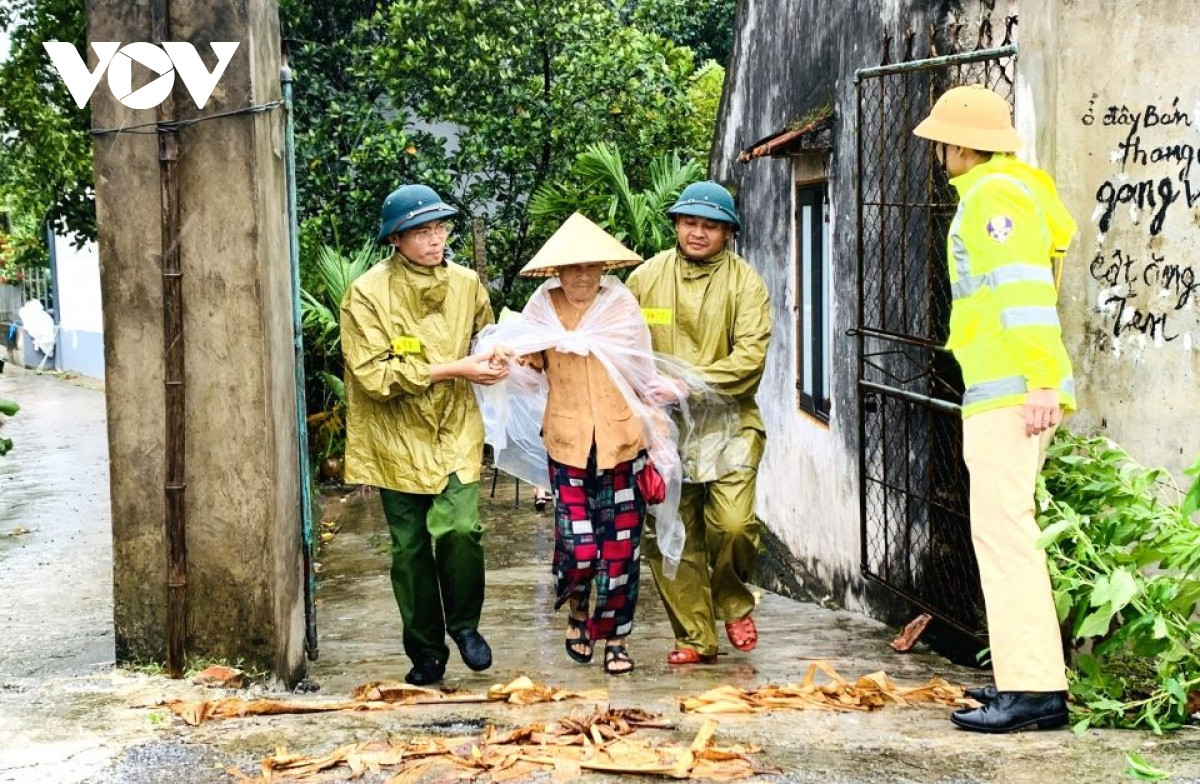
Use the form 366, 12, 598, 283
451, 628, 493, 671
965, 684, 998, 703
951, 691, 1068, 733
404, 657, 445, 686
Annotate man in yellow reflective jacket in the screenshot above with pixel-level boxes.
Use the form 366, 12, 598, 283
914, 85, 1075, 733
341, 184, 507, 686
627, 181, 772, 665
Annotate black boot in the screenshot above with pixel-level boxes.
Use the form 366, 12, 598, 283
404, 656, 446, 686
451, 628, 493, 671
965, 684, 998, 703
951, 691, 1068, 733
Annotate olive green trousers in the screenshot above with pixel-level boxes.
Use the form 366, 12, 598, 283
379, 476, 485, 666
645, 431, 763, 656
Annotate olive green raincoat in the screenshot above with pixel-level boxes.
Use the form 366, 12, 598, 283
627, 247, 772, 655
340, 253, 494, 494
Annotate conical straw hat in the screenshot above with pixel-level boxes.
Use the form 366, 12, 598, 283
519, 212, 643, 278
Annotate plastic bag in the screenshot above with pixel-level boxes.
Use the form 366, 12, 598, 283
473, 276, 743, 579
17, 300, 55, 357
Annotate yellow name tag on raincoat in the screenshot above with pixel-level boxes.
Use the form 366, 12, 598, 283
642, 308, 673, 326
391, 336, 422, 355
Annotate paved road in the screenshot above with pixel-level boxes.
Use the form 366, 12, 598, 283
1, 368, 1198, 784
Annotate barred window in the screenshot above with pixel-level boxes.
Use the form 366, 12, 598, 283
796, 183, 830, 421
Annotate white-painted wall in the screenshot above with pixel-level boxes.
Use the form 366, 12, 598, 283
55, 234, 102, 333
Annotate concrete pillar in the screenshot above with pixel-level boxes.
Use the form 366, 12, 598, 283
1017, 0, 1200, 480
89, 0, 305, 681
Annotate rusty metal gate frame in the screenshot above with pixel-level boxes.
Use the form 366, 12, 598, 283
853, 45, 1017, 643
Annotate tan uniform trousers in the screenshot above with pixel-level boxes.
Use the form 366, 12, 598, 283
645, 430, 763, 656
963, 405, 1068, 692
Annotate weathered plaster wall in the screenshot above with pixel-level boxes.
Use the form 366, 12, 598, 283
90, 0, 305, 680
713, 0, 856, 607
713, 0, 1016, 613
1020, 0, 1200, 480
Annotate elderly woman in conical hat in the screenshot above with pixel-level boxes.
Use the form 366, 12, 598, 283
487, 213, 685, 676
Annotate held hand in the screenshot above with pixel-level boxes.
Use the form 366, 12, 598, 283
647, 376, 688, 405
487, 343, 515, 371
1024, 388, 1062, 436
459, 353, 510, 386
490, 343, 515, 365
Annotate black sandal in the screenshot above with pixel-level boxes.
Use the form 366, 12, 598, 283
603, 644, 635, 676
565, 616, 593, 664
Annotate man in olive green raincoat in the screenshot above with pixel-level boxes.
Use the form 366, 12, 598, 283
626, 181, 772, 664
341, 184, 508, 686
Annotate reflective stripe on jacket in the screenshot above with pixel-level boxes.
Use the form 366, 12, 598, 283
340, 253, 494, 493
946, 155, 1077, 418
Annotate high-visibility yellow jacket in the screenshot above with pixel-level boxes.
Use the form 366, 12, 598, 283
626, 248, 772, 433
946, 155, 1077, 418
340, 252, 494, 494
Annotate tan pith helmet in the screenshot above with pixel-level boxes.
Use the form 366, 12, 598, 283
519, 212, 643, 278
912, 84, 1023, 152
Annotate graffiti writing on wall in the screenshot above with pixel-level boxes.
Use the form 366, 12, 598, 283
1082, 95, 1200, 356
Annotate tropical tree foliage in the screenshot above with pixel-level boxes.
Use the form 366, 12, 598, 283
299, 241, 381, 458
369, 0, 720, 301
0, 0, 92, 268
624, 0, 738, 66
530, 142, 702, 257
279, 0, 457, 286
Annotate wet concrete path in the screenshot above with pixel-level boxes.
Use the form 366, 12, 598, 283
1, 369, 1199, 783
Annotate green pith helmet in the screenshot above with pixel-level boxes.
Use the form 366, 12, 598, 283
376, 184, 459, 244
667, 180, 740, 229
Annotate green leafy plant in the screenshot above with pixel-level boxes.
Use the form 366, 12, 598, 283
1124, 751, 1171, 781
300, 242, 378, 354
1037, 431, 1200, 733
299, 242, 378, 461
307, 372, 346, 460
1182, 455, 1200, 518
530, 142, 703, 256
0, 397, 18, 456
370, 0, 718, 302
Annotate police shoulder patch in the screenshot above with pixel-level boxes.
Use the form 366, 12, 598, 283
985, 215, 1014, 243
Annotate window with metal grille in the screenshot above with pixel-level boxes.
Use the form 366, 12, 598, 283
796, 183, 831, 421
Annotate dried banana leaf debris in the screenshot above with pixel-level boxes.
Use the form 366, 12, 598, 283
165, 675, 608, 726
486, 674, 608, 705
679, 661, 966, 714
231, 710, 770, 782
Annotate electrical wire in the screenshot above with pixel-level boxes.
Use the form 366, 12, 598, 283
89, 100, 285, 137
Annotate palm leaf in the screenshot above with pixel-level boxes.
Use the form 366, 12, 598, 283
318, 371, 346, 403
300, 289, 338, 353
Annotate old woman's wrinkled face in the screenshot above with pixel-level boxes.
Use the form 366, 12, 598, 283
558, 262, 605, 305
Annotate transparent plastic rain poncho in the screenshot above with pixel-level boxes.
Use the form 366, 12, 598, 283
472, 276, 748, 579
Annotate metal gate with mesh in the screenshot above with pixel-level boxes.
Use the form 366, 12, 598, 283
854, 46, 1017, 642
